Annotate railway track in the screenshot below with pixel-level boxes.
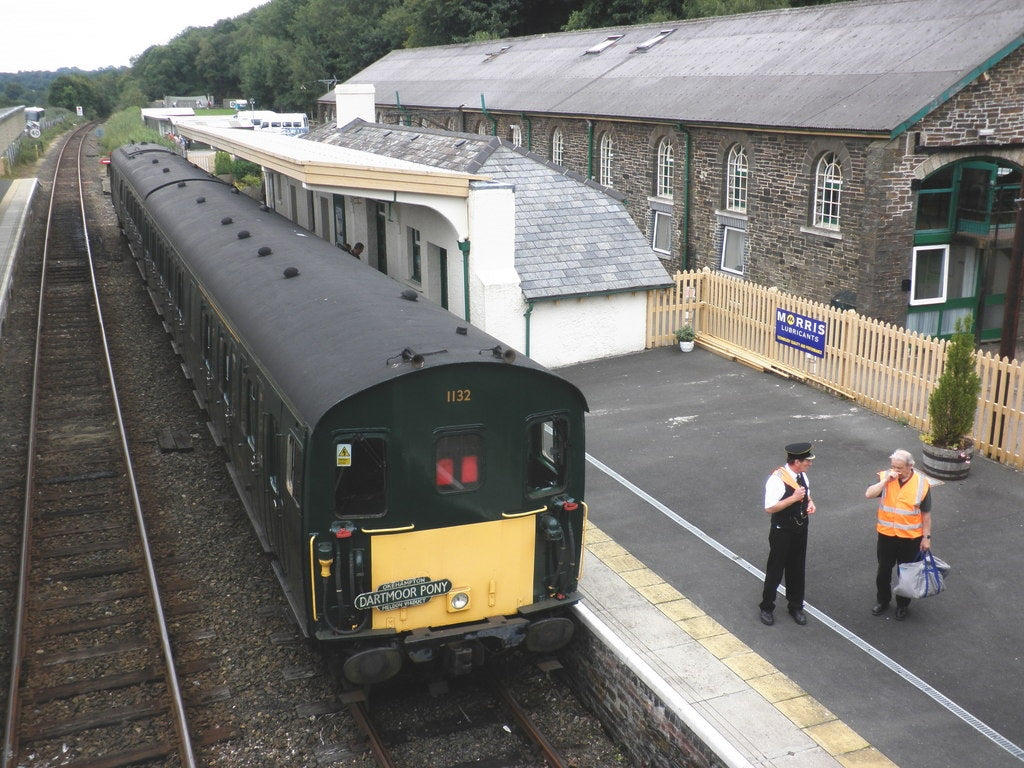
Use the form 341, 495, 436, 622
2, 125, 197, 768
347, 663, 575, 768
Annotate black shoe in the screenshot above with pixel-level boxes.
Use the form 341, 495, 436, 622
789, 608, 807, 626
895, 606, 908, 621
871, 601, 889, 616
759, 609, 775, 626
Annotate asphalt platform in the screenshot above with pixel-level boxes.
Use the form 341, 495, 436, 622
559, 344, 1023, 768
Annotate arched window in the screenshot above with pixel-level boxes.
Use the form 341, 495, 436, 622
551, 128, 565, 166
656, 138, 673, 198
510, 124, 523, 147
813, 152, 843, 230
726, 145, 747, 212
478, 121, 489, 135
599, 132, 614, 186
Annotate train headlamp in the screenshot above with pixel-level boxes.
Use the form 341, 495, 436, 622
448, 590, 471, 612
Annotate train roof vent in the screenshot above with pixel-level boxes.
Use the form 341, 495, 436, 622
259, 204, 269, 211
196, 196, 205, 204
162, 167, 170, 173
237, 230, 250, 239
177, 181, 186, 188
221, 217, 233, 225
257, 246, 272, 257
401, 289, 418, 301
283, 267, 299, 278
151, 158, 159, 164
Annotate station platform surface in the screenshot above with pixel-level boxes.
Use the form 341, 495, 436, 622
0, 178, 38, 334
562, 345, 1023, 768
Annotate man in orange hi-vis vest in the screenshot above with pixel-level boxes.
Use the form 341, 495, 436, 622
865, 448, 933, 621
759, 442, 816, 627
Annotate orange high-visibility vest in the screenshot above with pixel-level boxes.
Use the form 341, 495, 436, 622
876, 471, 929, 538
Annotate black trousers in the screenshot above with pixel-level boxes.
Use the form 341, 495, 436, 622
760, 523, 807, 612
876, 532, 923, 608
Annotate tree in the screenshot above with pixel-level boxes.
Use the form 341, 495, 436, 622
925, 317, 982, 449
48, 74, 104, 117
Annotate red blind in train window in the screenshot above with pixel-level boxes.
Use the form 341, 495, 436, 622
435, 433, 483, 492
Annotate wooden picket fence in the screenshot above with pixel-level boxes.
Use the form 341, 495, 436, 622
646, 269, 1024, 470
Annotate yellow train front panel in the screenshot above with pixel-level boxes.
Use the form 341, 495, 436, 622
363, 516, 535, 631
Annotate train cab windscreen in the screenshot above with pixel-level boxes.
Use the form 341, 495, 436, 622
334, 436, 387, 517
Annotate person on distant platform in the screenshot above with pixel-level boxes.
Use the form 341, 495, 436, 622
351, 242, 364, 259
759, 442, 816, 627
865, 449, 932, 621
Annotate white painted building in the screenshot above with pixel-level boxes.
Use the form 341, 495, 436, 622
176, 85, 669, 368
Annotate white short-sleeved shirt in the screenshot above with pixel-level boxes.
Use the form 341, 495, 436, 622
764, 466, 808, 510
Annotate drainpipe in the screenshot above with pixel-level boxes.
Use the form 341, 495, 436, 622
459, 239, 471, 323
520, 113, 533, 151
480, 95, 498, 136
676, 123, 692, 271
395, 91, 411, 126
586, 120, 595, 179
523, 300, 534, 357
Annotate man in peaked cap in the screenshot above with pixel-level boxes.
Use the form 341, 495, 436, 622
759, 442, 816, 626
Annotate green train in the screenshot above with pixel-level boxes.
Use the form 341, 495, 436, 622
109, 143, 588, 685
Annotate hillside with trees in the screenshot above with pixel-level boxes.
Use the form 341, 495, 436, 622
0, 0, 841, 117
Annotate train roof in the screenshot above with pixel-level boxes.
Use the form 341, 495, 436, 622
111, 143, 586, 425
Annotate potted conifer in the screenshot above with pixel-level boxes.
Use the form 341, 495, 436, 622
920, 316, 981, 480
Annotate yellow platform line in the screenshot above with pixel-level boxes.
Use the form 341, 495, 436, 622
584, 522, 897, 768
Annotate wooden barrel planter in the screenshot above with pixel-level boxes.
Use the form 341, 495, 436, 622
920, 440, 973, 481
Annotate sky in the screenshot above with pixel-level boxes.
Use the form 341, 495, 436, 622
1, 0, 270, 73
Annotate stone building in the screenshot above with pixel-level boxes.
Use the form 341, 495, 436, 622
323, 0, 1024, 344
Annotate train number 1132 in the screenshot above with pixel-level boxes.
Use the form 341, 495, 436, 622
446, 389, 471, 403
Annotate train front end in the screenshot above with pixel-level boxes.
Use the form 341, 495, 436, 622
305, 360, 587, 685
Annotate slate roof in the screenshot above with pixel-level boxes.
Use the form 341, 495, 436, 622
304, 120, 672, 301
335, 0, 1024, 136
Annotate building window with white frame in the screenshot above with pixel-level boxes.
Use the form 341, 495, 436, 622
599, 132, 614, 187
721, 227, 745, 275
726, 144, 747, 212
551, 128, 564, 166
910, 245, 949, 305
813, 152, 843, 230
510, 124, 523, 147
652, 210, 672, 255
656, 137, 673, 199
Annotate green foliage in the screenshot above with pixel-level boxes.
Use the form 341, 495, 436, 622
47, 73, 115, 118
99, 108, 175, 154
674, 325, 695, 342
926, 316, 981, 449
214, 151, 234, 175
232, 158, 261, 178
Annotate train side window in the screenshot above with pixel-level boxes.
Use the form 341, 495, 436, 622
243, 376, 259, 453
220, 337, 234, 408
265, 414, 279, 496
435, 432, 483, 493
201, 312, 213, 373
526, 415, 568, 494
334, 436, 387, 517
286, 433, 304, 501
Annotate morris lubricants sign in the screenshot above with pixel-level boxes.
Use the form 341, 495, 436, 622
775, 308, 826, 358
